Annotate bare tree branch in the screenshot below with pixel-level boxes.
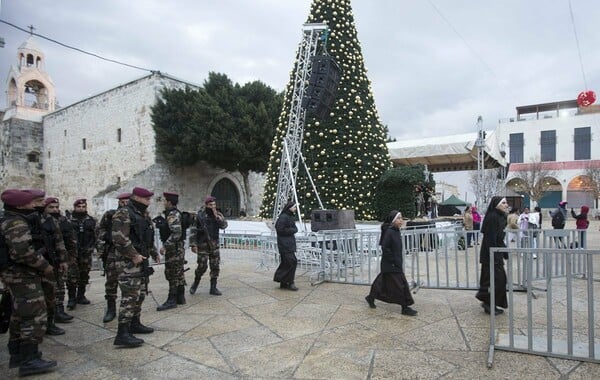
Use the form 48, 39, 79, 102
583, 163, 600, 208
468, 168, 505, 207
508, 156, 557, 203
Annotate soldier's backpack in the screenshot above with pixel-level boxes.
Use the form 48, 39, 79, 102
552, 210, 565, 228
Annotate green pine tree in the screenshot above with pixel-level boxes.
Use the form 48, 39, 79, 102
260, 0, 391, 220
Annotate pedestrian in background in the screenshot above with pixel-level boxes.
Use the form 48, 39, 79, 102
476, 196, 509, 315
463, 206, 474, 247
273, 201, 299, 291
365, 210, 417, 316
571, 205, 589, 248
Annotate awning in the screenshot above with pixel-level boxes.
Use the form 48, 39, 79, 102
387, 130, 507, 172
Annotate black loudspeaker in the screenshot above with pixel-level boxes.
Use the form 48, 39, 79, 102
302, 55, 342, 119
311, 209, 355, 232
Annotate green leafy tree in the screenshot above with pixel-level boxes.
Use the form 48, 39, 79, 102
152, 72, 282, 211
260, 0, 391, 220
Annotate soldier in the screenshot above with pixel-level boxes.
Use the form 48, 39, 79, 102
44, 197, 76, 323
67, 198, 97, 310
23, 190, 66, 336
1, 189, 57, 376
96, 192, 130, 323
112, 187, 159, 347
156, 191, 186, 311
189, 196, 227, 296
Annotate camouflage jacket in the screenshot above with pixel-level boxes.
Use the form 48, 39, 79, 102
56, 214, 77, 261
96, 209, 116, 252
190, 209, 227, 247
1, 210, 51, 275
163, 207, 183, 250
41, 212, 68, 265
112, 204, 157, 262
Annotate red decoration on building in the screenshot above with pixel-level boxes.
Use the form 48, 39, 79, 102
576, 90, 596, 107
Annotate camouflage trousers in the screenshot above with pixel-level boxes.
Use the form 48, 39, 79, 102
194, 247, 220, 279
41, 276, 56, 318
68, 250, 92, 287
104, 250, 118, 300
164, 245, 186, 288
1, 273, 47, 344
116, 260, 146, 324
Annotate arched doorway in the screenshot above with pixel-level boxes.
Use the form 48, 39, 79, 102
211, 178, 240, 217
567, 175, 594, 208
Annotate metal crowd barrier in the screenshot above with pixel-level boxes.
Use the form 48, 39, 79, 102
487, 247, 600, 366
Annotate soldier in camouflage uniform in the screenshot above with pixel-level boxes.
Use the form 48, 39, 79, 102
96, 192, 130, 323
156, 192, 186, 311
67, 199, 97, 310
23, 190, 66, 336
112, 187, 159, 347
190, 196, 227, 296
44, 197, 76, 323
1, 189, 57, 376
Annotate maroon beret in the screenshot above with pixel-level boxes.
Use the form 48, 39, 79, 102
132, 187, 154, 198
73, 198, 87, 207
204, 195, 216, 204
23, 188, 46, 199
163, 192, 179, 202
116, 192, 131, 200
1, 189, 35, 207
44, 197, 59, 207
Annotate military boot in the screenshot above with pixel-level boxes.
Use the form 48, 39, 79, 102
18, 342, 57, 377
103, 297, 117, 323
45, 314, 66, 336
8, 340, 21, 369
189, 276, 200, 295
156, 288, 177, 311
66, 285, 77, 310
113, 323, 144, 347
176, 285, 186, 305
76, 285, 91, 305
55, 305, 74, 323
130, 315, 154, 334
209, 278, 222, 296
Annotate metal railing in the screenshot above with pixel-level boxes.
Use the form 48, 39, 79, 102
487, 247, 600, 366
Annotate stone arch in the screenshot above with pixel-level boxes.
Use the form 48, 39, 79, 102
537, 176, 562, 208
506, 177, 527, 193
7, 78, 17, 106
208, 174, 242, 217
24, 79, 48, 109
567, 175, 594, 207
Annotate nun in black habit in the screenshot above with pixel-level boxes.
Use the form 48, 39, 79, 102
273, 201, 299, 291
365, 210, 417, 316
475, 196, 510, 314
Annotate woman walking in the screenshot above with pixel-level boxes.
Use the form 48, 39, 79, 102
365, 210, 417, 316
273, 201, 299, 291
475, 196, 509, 315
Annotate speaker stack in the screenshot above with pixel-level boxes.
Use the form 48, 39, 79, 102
302, 55, 342, 119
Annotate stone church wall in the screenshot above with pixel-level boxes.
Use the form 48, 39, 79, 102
0, 117, 44, 189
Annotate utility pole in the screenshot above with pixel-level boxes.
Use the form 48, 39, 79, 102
475, 116, 486, 209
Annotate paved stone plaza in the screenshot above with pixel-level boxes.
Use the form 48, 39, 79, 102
1, 220, 599, 379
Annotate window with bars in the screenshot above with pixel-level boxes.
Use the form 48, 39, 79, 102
509, 133, 524, 163
574, 126, 591, 160
540, 130, 556, 162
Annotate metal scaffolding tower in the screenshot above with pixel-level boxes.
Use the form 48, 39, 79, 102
272, 23, 328, 228
475, 116, 486, 208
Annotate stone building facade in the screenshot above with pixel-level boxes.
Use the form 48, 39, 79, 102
2, 37, 266, 218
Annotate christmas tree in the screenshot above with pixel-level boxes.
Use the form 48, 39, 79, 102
260, 0, 391, 221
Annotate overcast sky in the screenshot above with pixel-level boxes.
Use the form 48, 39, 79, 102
1, 0, 599, 200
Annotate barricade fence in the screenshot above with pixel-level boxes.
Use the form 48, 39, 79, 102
488, 247, 599, 366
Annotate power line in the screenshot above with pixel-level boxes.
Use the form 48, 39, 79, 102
567, 0, 587, 90
0, 19, 156, 73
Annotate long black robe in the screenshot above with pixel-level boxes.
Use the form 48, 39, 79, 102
273, 205, 298, 285
475, 208, 508, 308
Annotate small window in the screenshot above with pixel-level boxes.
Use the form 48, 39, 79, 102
509, 133, 524, 163
64, 129, 67, 137
117, 128, 122, 142
27, 152, 39, 163
47, 151, 51, 159
82, 138, 86, 150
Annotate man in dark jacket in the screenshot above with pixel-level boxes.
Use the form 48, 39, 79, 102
273, 201, 299, 291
